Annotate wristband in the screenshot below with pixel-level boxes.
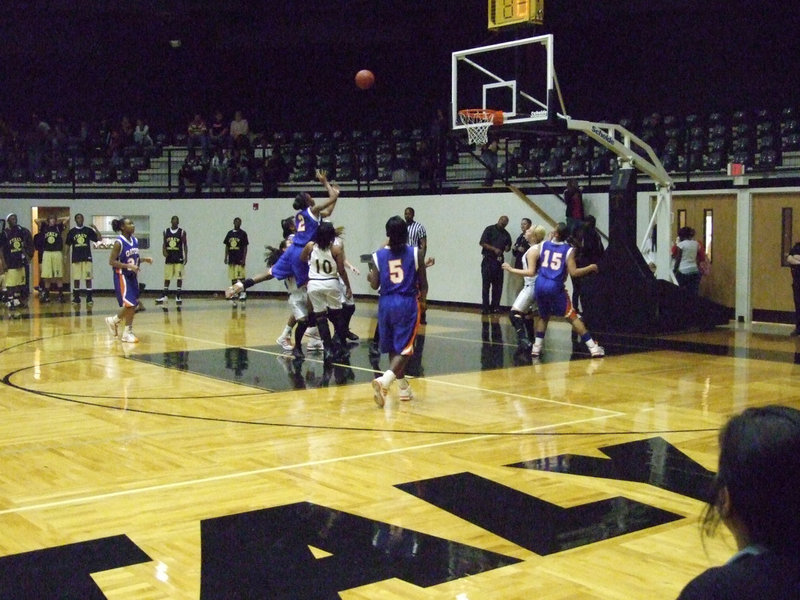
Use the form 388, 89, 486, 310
244, 278, 255, 289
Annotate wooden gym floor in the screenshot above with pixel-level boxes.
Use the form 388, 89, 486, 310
1, 295, 799, 599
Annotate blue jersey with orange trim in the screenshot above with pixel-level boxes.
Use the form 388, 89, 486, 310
293, 207, 320, 247
537, 239, 573, 286
114, 235, 140, 277
373, 245, 419, 297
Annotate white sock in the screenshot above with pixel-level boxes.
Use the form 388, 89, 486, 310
586, 338, 597, 349
397, 378, 409, 390
382, 370, 397, 387
123, 325, 132, 334
113, 315, 121, 324
282, 325, 292, 337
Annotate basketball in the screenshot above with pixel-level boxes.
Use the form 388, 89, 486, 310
355, 69, 375, 90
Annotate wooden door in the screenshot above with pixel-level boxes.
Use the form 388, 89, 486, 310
672, 194, 736, 307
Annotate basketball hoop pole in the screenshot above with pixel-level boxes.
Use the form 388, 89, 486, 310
566, 116, 674, 281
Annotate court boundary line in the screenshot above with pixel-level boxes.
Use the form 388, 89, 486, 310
0, 412, 623, 517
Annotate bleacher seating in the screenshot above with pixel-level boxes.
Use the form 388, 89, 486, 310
2, 104, 799, 194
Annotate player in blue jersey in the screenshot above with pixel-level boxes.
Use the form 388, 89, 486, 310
530, 222, 604, 358
368, 216, 428, 407
266, 169, 340, 286
226, 169, 340, 295
105, 217, 152, 343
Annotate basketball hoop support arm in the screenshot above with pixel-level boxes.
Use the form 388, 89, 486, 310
565, 118, 675, 281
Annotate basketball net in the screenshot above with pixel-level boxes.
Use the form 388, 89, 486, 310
458, 109, 503, 146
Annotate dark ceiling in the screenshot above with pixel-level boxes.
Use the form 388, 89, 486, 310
0, 0, 797, 133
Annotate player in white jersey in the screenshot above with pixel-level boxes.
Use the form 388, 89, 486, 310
502, 224, 547, 352
333, 227, 360, 343
300, 221, 352, 363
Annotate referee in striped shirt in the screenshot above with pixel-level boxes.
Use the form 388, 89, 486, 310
404, 207, 428, 323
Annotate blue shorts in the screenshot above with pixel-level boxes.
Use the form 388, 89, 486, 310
377, 294, 420, 355
114, 271, 139, 308
534, 278, 576, 319
271, 244, 310, 287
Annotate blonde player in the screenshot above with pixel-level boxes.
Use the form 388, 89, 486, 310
502, 224, 547, 353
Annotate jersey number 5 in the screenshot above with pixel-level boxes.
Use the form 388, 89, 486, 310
388, 259, 404, 283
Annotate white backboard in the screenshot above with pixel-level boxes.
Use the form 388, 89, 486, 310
451, 33, 556, 132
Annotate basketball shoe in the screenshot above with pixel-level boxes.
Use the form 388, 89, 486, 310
225, 281, 244, 299
372, 378, 389, 408
276, 334, 294, 352
306, 329, 324, 351
398, 382, 414, 401
121, 331, 139, 343
105, 316, 119, 337
155, 295, 168, 304
590, 345, 605, 358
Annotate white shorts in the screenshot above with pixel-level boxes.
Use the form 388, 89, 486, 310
307, 278, 342, 313
511, 279, 538, 314
338, 277, 354, 306
287, 286, 309, 320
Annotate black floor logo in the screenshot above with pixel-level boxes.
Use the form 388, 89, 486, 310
0, 437, 712, 598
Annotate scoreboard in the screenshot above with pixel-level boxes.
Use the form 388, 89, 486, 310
488, 0, 544, 29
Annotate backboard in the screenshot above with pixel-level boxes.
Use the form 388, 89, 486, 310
451, 34, 558, 133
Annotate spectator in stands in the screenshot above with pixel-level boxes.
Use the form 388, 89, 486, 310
77, 121, 91, 153
430, 107, 448, 185
262, 144, 288, 194
26, 113, 50, 174
226, 148, 251, 193
208, 110, 229, 152
481, 138, 500, 186
120, 116, 135, 147
230, 110, 250, 151
134, 118, 153, 147
178, 148, 207, 195
187, 113, 209, 158
205, 147, 230, 192
564, 179, 585, 236
51, 117, 68, 153
677, 405, 800, 600
417, 139, 435, 190
107, 126, 123, 158
572, 215, 605, 313
96, 119, 112, 155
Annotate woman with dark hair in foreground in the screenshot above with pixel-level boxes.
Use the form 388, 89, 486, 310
677, 405, 800, 599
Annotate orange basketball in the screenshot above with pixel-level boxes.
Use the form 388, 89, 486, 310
355, 69, 375, 90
